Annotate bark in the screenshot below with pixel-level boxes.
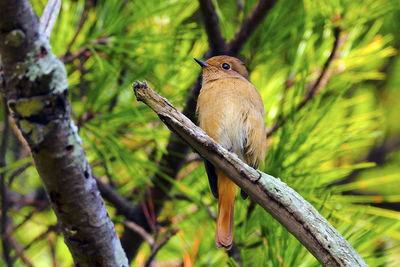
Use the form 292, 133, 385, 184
0, 1, 128, 266
132, 81, 367, 267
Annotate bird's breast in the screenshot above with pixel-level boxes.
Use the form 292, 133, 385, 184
197, 77, 264, 161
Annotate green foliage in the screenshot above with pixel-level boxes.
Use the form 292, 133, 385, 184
2, 0, 400, 266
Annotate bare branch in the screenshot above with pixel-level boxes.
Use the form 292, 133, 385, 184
9, 235, 34, 267
39, 0, 61, 39
60, 36, 109, 64
298, 26, 347, 111
144, 228, 179, 267
23, 225, 60, 251
124, 221, 155, 246
198, 0, 227, 55
228, 0, 278, 55
266, 26, 348, 136
64, 1, 94, 54
8, 162, 32, 186
132, 81, 367, 267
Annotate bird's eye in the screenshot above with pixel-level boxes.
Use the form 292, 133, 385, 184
222, 63, 231, 70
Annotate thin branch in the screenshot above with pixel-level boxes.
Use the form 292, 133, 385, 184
49, 237, 58, 267
8, 235, 34, 267
266, 26, 348, 136
39, 0, 61, 39
60, 36, 109, 64
132, 81, 367, 267
145, 185, 157, 232
65, 0, 94, 54
124, 221, 179, 267
298, 26, 346, 111
23, 224, 60, 251
124, 221, 154, 246
96, 178, 161, 237
11, 191, 49, 232
144, 228, 179, 267
8, 115, 31, 159
198, 0, 227, 55
8, 162, 32, 186
228, 0, 278, 55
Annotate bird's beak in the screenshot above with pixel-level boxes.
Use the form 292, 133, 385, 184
194, 58, 210, 68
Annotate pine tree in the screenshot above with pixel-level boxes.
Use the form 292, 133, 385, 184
1, 0, 399, 266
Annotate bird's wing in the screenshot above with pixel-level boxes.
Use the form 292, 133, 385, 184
204, 159, 218, 199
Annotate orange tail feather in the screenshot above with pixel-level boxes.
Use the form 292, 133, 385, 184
215, 171, 236, 249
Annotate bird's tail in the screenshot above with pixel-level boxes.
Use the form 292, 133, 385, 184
215, 170, 236, 249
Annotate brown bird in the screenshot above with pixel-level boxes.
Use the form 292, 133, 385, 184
195, 55, 267, 249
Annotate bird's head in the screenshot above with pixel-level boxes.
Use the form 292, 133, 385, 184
194, 55, 249, 82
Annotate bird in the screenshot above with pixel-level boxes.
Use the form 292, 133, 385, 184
195, 55, 267, 249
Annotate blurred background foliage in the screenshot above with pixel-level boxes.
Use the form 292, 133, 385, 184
1, 0, 400, 266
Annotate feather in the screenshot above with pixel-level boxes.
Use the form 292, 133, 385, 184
204, 159, 218, 199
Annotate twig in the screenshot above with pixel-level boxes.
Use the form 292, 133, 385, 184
9, 235, 34, 267
23, 224, 60, 251
65, 0, 94, 54
228, 0, 278, 55
266, 26, 347, 136
10, 189, 49, 231
8, 162, 32, 186
96, 178, 164, 238
144, 228, 179, 267
8, 115, 31, 159
124, 221, 154, 246
12, 207, 45, 232
60, 36, 109, 64
146, 185, 157, 232
198, 0, 227, 55
1, 97, 13, 267
49, 237, 58, 267
39, 0, 61, 39
132, 81, 367, 267
298, 26, 346, 110
141, 198, 156, 233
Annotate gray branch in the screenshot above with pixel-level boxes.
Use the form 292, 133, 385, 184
132, 81, 367, 267
39, 0, 61, 39
0, 0, 128, 266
